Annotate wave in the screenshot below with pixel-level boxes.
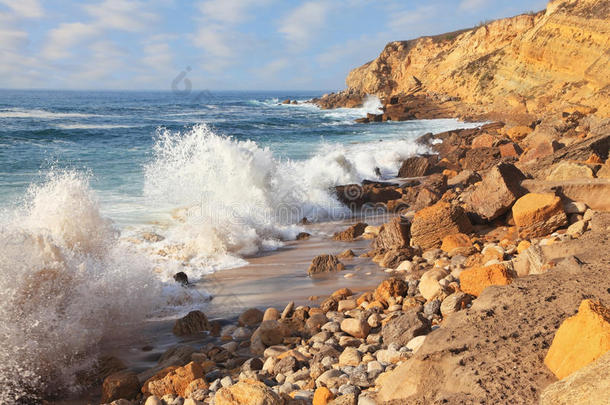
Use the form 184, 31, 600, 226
0, 108, 101, 119
140, 124, 428, 273
0, 171, 164, 402
55, 123, 139, 130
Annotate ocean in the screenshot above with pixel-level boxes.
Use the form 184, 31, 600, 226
0, 89, 479, 401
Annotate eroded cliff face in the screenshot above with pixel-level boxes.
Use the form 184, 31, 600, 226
344, 0, 610, 119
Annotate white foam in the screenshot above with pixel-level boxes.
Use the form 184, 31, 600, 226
56, 123, 137, 130
0, 108, 101, 119
0, 171, 164, 402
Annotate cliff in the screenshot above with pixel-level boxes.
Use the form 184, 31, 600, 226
323, 0, 610, 121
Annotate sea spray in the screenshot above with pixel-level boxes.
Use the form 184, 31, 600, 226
0, 171, 162, 402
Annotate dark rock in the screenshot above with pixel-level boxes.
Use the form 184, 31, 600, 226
173, 311, 210, 336
296, 232, 311, 240
173, 271, 189, 285
333, 222, 368, 241
308, 254, 345, 276
462, 147, 502, 171
372, 217, 410, 251
381, 312, 431, 346
273, 356, 298, 375
242, 357, 264, 372
398, 156, 434, 178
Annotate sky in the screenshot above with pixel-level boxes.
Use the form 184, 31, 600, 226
0, 0, 549, 91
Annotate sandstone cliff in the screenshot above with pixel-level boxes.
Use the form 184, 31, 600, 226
332, 0, 610, 121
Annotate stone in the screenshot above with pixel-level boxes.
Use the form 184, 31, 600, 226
418, 268, 449, 301
396, 260, 415, 272
378, 247, 419, 269
516, 240, 531, 254
308, 255, 344, 276
239, 308, 264, 327
512, 193, 568, 238
410, 202, 472, 250
471, 133, 495, 148
337, 299, 357, 312
173, 271, 189, 285
145, 397, 163, 405
184, 379, 208, 399
333, 222, 368, 241
566, 219, 588, 236
339, 347, 361, 367
459, 264, 514, 297
214, 380, 282, 405
173, 311, 210, 336
338, 249, 355, 259
148, 362, 205, 397
440, 292, 471, 316
544, 299, 610, 379
340, 318, 370, 339
257, 320, 290, 347
397, 156, 432, 177
505, 125, 533, 141
296, 232, 311, 240
423, 300, 441, 317
547, 162, 594, 181
563, 201, 587, 214
499, 142, 522, 158
447, 170, 480, 187
306, 313, 329, 333
373, 278, 407, 304
371, 217, 410, 251
273, 356, 298, 375
281, 302, 294, 319
520, 140, 561, 163
263, 308, 280, 321
540, 350, 610, 405
313, 387, 335, 405
406, 335, 426, 353
463, 147, 501, 171
464, 163, 526, 221
440, 233, 471, 253
381, 312, 430, 346
597, 164, 610, 179
101, 370, 140, 403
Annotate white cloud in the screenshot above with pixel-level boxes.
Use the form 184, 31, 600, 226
42, 23, 100, 60
387, 5, 439, 32
0, 0, 43, 19
459, 0, 488, 11
83, 0, 158, 32
279, 1, 330, 48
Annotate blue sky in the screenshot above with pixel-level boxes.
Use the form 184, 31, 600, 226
0, 0, 548, 91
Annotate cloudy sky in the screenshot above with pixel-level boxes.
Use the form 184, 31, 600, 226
0, 0, 548, 91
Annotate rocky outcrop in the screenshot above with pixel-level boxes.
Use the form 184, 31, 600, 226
323, 0, 610, 122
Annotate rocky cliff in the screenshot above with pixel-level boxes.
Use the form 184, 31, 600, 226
323, 0, 610, 122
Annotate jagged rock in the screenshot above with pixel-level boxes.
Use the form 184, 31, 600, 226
397, 156, 433, 177
148, 362, 205, 397
447, 169, 480, 187
512, 193, 567, 238
544, 299, 610, 379
371, 217, 410, 251
471, 133, 495, 148
410, 202, 472, 250
308, 254, 345, 276
333, 222, 368, 241
463, 163, 526, 221
462, 147, 501, 171
378, 247, 419, 268
173, 311, 210, 336
381, 312, 431, 346
374, 278, 407, 304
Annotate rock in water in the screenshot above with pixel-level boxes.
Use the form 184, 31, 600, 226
173, 310, 210, 336
397, 156, 433, 177
307, 254, 344, 276
410, 202, 472, 250
332, 222, 368, 241
173, 271, 189, 285
512, 193, 567, 238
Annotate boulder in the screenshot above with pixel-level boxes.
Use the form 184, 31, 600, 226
381, 312, 431, 346
101, 370, 140, 403
410, 202, 472, 250
257, 320, 290, 347
238, 308, 264, 327
471, 133, 495, 148
173, 311, 210, 336
499, 142, 522, 158
463, 163, 526, 221
148, 362, 205, 397
398, 156, 433, 177
462, 147, 501, 171
546, 162, 595, 181
540, 350, 610, 405
447, 169, 480, 187
544, 299, 610, 379
340, 318, 370, 339
505, 125, 533, 141
459, 264, 514, 297
374, 278, 408, 304
215, 380, 282, 405
512, 193, 567, 238
440, 233, 471, 253
418, 268, 449, 301
333, 222, 368, 241
520, 140, 561, 163
308, 254, 344, 276
371, 217, 410, 251
313, 387, 335, 405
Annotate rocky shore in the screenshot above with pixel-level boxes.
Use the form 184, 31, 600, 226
91, 97, 610, 404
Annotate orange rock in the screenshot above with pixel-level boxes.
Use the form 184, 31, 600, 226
374, 278, 407, 304
499, 142, 522, 158
141, 366, 178, 395
148, 361, 205, 397
459, 264, 514, 297
442, 169, 458, 178
471, 133, 495, 148
441, 233, 472, 252
512, 193, 567, 238
585, 154, 603, 164
505, 125, 532, 142
331, 287, 353, 300
544, 300, 610, 379
313, 386, 335, 405
101, 370, 140, 403
516, 240, 531, 254
215, 380, 282, 405
410, 201, 472, 250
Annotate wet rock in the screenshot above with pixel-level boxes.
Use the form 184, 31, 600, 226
463, 163, 526, 222
173, 272, 189, 285
410, 202, 472, 250
238, 308, 264, 327
296, 232, 311, 240
397, 156, 433, 177
101, 370, 140, 403
173, 311, 210, 336
333, 222, 368, 241
381, 312, 430, 346
338, 249, 355, 259
308, 254, 345, 276
512, 193, 567, 238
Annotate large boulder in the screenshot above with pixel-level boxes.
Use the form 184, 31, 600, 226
215, 380, 282, 405
544, 299, 610, 379
308, 254, 344, 276
540, 350, 610, 405
459, 263, 514, 297
333, 222, 368, 241
101, 370, 140, 403
463, 163, 525, 221
172, 311, 210, 336
371, 217, 410, 251
148, 362, 205, 397
398, 156, 433, 177
410, 202, 472, 250
381, 312, 431, 346
512, 193, 567, 238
